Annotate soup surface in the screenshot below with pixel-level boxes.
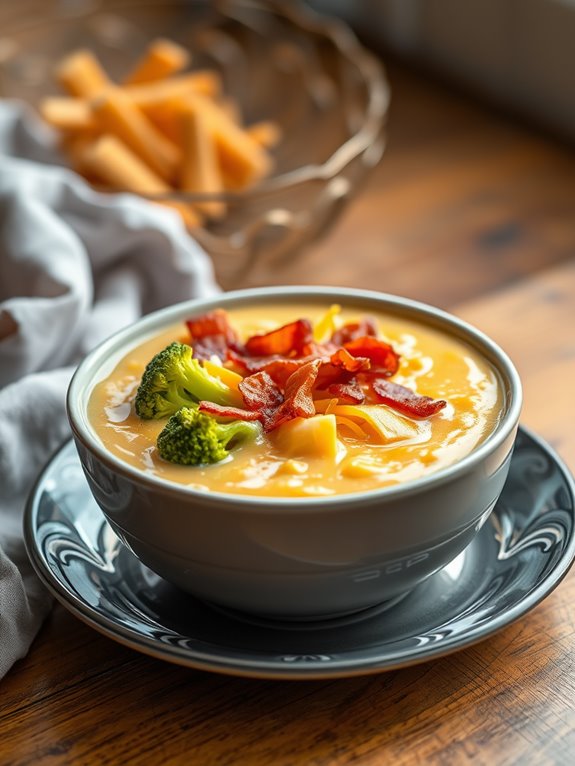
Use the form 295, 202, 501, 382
88, 303, 503, 497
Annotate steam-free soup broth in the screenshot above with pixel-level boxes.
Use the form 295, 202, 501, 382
88, 303, 503, 497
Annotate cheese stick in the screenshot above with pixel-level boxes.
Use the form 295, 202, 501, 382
247, 120, 282, 149
180, 106, 226, 219
78, 134, 201, 227
170, 92, 272, 189
92, 88, 181, 183
124, 38, 191, 85
55, 50, 110, 98
40, 97, 96, 131
127, 70, 222, 107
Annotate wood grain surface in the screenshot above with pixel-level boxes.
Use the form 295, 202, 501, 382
1, 61, 575, 766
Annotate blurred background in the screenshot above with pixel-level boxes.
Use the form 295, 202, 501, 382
1, 0, 574, 304
311, 0, 575, 140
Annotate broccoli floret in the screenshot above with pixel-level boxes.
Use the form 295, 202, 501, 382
157, 407, 262, 465
135, 341, 236, 420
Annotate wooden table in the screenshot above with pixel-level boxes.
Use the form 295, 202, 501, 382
2, 62, 575, 766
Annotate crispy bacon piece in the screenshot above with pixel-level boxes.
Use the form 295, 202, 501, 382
239, 371, 284, 428
230, 349, 334, 389
371, 379, 447, 418
259, 359, 306, 389
186, 308, 446, 429
344, 337, 400, 376
265, 359, 322, 431
330, 347, 371, 373
244, 319, 313, 357
187, 309, 238, 344
331, 317, 378, 345
191, 336, 231, 362
315, 364, 346, 391
327, 380, 365, 404
198, 401, 262, 421
187, 309, 240, 361
228, 349, 299, 376
315, 349, 370, 393
301, 340, 339, 359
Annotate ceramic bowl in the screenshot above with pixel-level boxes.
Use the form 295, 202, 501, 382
67, 286, 522, 619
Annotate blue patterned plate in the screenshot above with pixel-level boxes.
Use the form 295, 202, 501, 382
24, 427, 575, 679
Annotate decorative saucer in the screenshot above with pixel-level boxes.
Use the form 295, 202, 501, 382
24, 427, 575, 680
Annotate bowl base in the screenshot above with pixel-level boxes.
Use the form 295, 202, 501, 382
204, 589, 414, 632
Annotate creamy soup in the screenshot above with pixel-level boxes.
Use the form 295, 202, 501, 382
88, 303, 503, 497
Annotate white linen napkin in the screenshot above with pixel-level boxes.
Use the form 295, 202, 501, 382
0, 101, 219, 679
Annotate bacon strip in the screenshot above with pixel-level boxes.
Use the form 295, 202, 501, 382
187, 310, 241, 361
371, 379, 447, 418
331, 317, 378, 345
344, 337, 400, 376
230, 349, 333, 389
229, 349, 301, 376
315, 348, 370, 394
330, 347, 371, 373
198, 401, 262, 421
191, 336, 231, 362
327, 380, 365, 404
244, 319, 313, 357
239, 371, 284, 428
259, 359, 306, 389
301, 340, 339, 359
184, 308, 446, 429
187, 309, 238, 344
265, 359, 322, 431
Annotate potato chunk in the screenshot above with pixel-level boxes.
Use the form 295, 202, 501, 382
273, 414, 343, 461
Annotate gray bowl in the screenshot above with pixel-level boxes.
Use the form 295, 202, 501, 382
67, 287, 522, 619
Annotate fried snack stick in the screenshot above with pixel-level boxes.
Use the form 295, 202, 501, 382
126, 70, 223, 105
40, 98, 95, 132
78, 134, 201, 228
180, 106, 226, 219
61, 131, 101, 181
39, 71, 221, 134
41, 42, 280, 230
246, 121, 282, 150
92, 88, 181, 183
124, 38, 191, 85
158, 92, 273, 189
55, 50, 110, 98
132, 71, 223, 142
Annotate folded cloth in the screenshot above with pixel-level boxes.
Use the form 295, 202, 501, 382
0, 101, 219, 679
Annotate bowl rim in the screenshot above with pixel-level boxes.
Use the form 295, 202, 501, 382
67, 285, 523, 511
